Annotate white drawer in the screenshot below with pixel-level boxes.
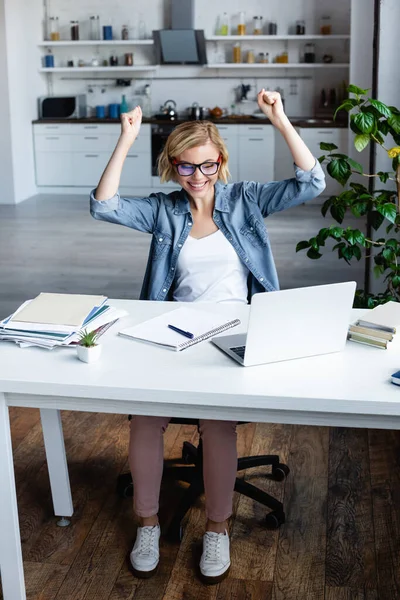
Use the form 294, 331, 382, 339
34, 134, 72, 152
238, 124, 274, 136
33, 124, 72, 135
215, 125, 239, 138
120, 153, 151, 187
71, 152, 109, 186
70, 124, 119, 135
70, 134, 112, 152
35, 152, 73, 186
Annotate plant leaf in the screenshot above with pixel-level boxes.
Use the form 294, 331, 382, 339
353, 112, 376, 134
320, 142, 338, 151
306, 248, 322, 260
327, 158, 351, 186
354, 134, 370, 152
318, 155, 326, 164
388, 113, 400, 134
378, 171, 390, 183
330, 204, 346, 223
377, 203, 397, 224
296, 240, 310, 252
346, 157, 364, 173
329, 226, 344, 239
348, 84, 369, 96
370, 211, 385, 231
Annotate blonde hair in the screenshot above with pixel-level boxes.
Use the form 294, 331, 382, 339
157, 120, 230, 183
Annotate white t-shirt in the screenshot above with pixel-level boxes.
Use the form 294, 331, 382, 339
172, 229, 249, 303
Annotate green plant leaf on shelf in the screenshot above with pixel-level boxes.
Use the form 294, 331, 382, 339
354, 134, 370, 152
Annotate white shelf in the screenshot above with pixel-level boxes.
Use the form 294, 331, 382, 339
39, 66, 158, 73
206, 63, 350, 69
38, 40, 153, 46
207, 34, 351, 41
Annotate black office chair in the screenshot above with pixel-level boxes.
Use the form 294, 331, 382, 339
116, 418, 289, 541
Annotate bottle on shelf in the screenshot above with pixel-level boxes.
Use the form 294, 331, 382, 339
122, 24, 129, 40
142, 84, 152, 118
268, 21, 277, 35
49, 17, 60, 41
247, 49, 255, 64
44, 48, 54, 68
70, 20, 79, 41
233, 42, 242, 63
253, 16, 263, 35
120, 94, 129, 113
237, 12, 246, 35
220, 13, 229, 35
90, 16, 100, 41
296, 20, 306, 35
320, 15, 332, 35
304, 43, 316, 63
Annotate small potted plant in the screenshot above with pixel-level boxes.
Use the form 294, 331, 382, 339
76, 329, 102, 363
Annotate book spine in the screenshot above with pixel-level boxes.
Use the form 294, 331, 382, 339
356, 320, 396, 334
348, 333, 387, 349
177, 319, 241, 351
349, 324, 393, 341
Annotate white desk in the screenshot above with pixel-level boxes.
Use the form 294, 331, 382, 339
1, 300, 400, 600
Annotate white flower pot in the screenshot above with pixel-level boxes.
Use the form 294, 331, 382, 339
76, 344, 102, 364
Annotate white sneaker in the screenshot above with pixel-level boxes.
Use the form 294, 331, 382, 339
129, 524, 160, 578
199, 530, 231, 584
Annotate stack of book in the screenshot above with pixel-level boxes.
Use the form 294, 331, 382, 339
0, 293, 127, 350
347, 301, 399, 349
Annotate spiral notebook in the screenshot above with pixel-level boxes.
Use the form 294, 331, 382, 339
118, 306, 241, 351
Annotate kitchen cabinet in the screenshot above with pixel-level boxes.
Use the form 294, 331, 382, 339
216, 125, 239, 182
238, 125, 274, 183
35, 151, 73, 186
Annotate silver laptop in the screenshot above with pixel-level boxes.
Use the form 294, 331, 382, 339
212, 281, 356, 367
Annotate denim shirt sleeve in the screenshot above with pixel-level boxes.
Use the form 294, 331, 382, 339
246, 159, 326, 217
90, 189, 160, 234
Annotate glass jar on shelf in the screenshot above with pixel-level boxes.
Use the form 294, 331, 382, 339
304, 43, 316, 63
258, 52, 269, 64
237, 12, 246, 35
70, 20, 79, 41
90, 16, 100, 41
320, 16, 332, 35
49, 17, 60, 41
233, 43, 242, 63
121, 24, 129, 40
247, 49, 255, 63
220, 13, 229, 35
253, 16, 263, 35
296, 20, 306, 35
268, 21, 277, 35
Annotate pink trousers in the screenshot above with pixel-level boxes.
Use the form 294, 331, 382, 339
129, 416, 237, 522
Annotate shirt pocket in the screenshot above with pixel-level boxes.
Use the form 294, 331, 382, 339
239, 214, 269, 248
152, 229, 173, 260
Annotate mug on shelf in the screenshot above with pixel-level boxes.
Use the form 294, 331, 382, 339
109, 104, 120, 119
96, 105, 105, 118
103, 25, 113, 40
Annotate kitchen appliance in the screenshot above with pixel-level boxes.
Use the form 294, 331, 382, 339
171, 0, 194, 29
155, 99, 178, 120
151, 123, 177, 176
38, 95, 86, 119
189, 102, 205, 120
153, 29, 207, 65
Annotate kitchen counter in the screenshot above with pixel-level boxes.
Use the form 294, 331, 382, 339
32, 117, 347, 127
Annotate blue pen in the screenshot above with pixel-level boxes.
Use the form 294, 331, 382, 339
168, 324, 194, 339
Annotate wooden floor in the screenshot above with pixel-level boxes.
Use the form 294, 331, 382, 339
2, 410, 400, 599
2, 194, 399, 599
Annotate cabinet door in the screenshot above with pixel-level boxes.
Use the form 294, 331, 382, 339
222, 135, 239, 182
71, 152, 109, 186
35, 152, 73, 186
120, 153, 152, 188
238, 136, 274, 183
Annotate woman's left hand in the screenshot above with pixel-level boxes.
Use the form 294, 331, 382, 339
257, 89, 288, 129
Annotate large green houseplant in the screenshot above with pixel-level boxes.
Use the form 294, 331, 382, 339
296, 84, 400, 308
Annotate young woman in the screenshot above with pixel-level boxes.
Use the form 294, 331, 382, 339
91, 89, 325, 584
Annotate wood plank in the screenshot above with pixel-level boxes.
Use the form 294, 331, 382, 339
326, 428, 376, 589
229, 423, 292, 582
216, 579, 273, 600
272, 425, 329, 600
325, 587, 378, 599
23, 411, 128, 564
368, 429, 400, 599
9, 407, 41, 451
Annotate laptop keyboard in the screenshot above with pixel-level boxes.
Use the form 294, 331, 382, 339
230, 345, 246, 359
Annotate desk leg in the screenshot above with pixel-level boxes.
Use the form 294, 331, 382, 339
0, 393, 26, 600
40, 408, 73, 520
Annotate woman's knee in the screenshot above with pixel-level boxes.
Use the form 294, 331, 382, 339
199, 419, 237, 440
130, 415, 170, 435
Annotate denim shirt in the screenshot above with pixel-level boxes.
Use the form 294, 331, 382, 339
90, 161, 325, 301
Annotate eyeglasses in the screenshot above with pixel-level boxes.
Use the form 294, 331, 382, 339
171, 156, 221, 177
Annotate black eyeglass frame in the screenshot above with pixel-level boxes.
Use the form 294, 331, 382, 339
171, 156, 221, 176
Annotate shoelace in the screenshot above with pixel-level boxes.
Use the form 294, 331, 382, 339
204, 533, 222, 563
138, 527, 157, 557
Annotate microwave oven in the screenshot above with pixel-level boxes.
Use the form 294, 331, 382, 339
38, 95, 87, 119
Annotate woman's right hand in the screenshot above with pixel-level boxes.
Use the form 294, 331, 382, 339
120, 106, 142, 147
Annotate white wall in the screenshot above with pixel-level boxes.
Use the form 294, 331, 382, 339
2, 0, 44, 204
0, 0, 15, 204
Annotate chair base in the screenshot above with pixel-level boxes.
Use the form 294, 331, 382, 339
116, 440, 289, 541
